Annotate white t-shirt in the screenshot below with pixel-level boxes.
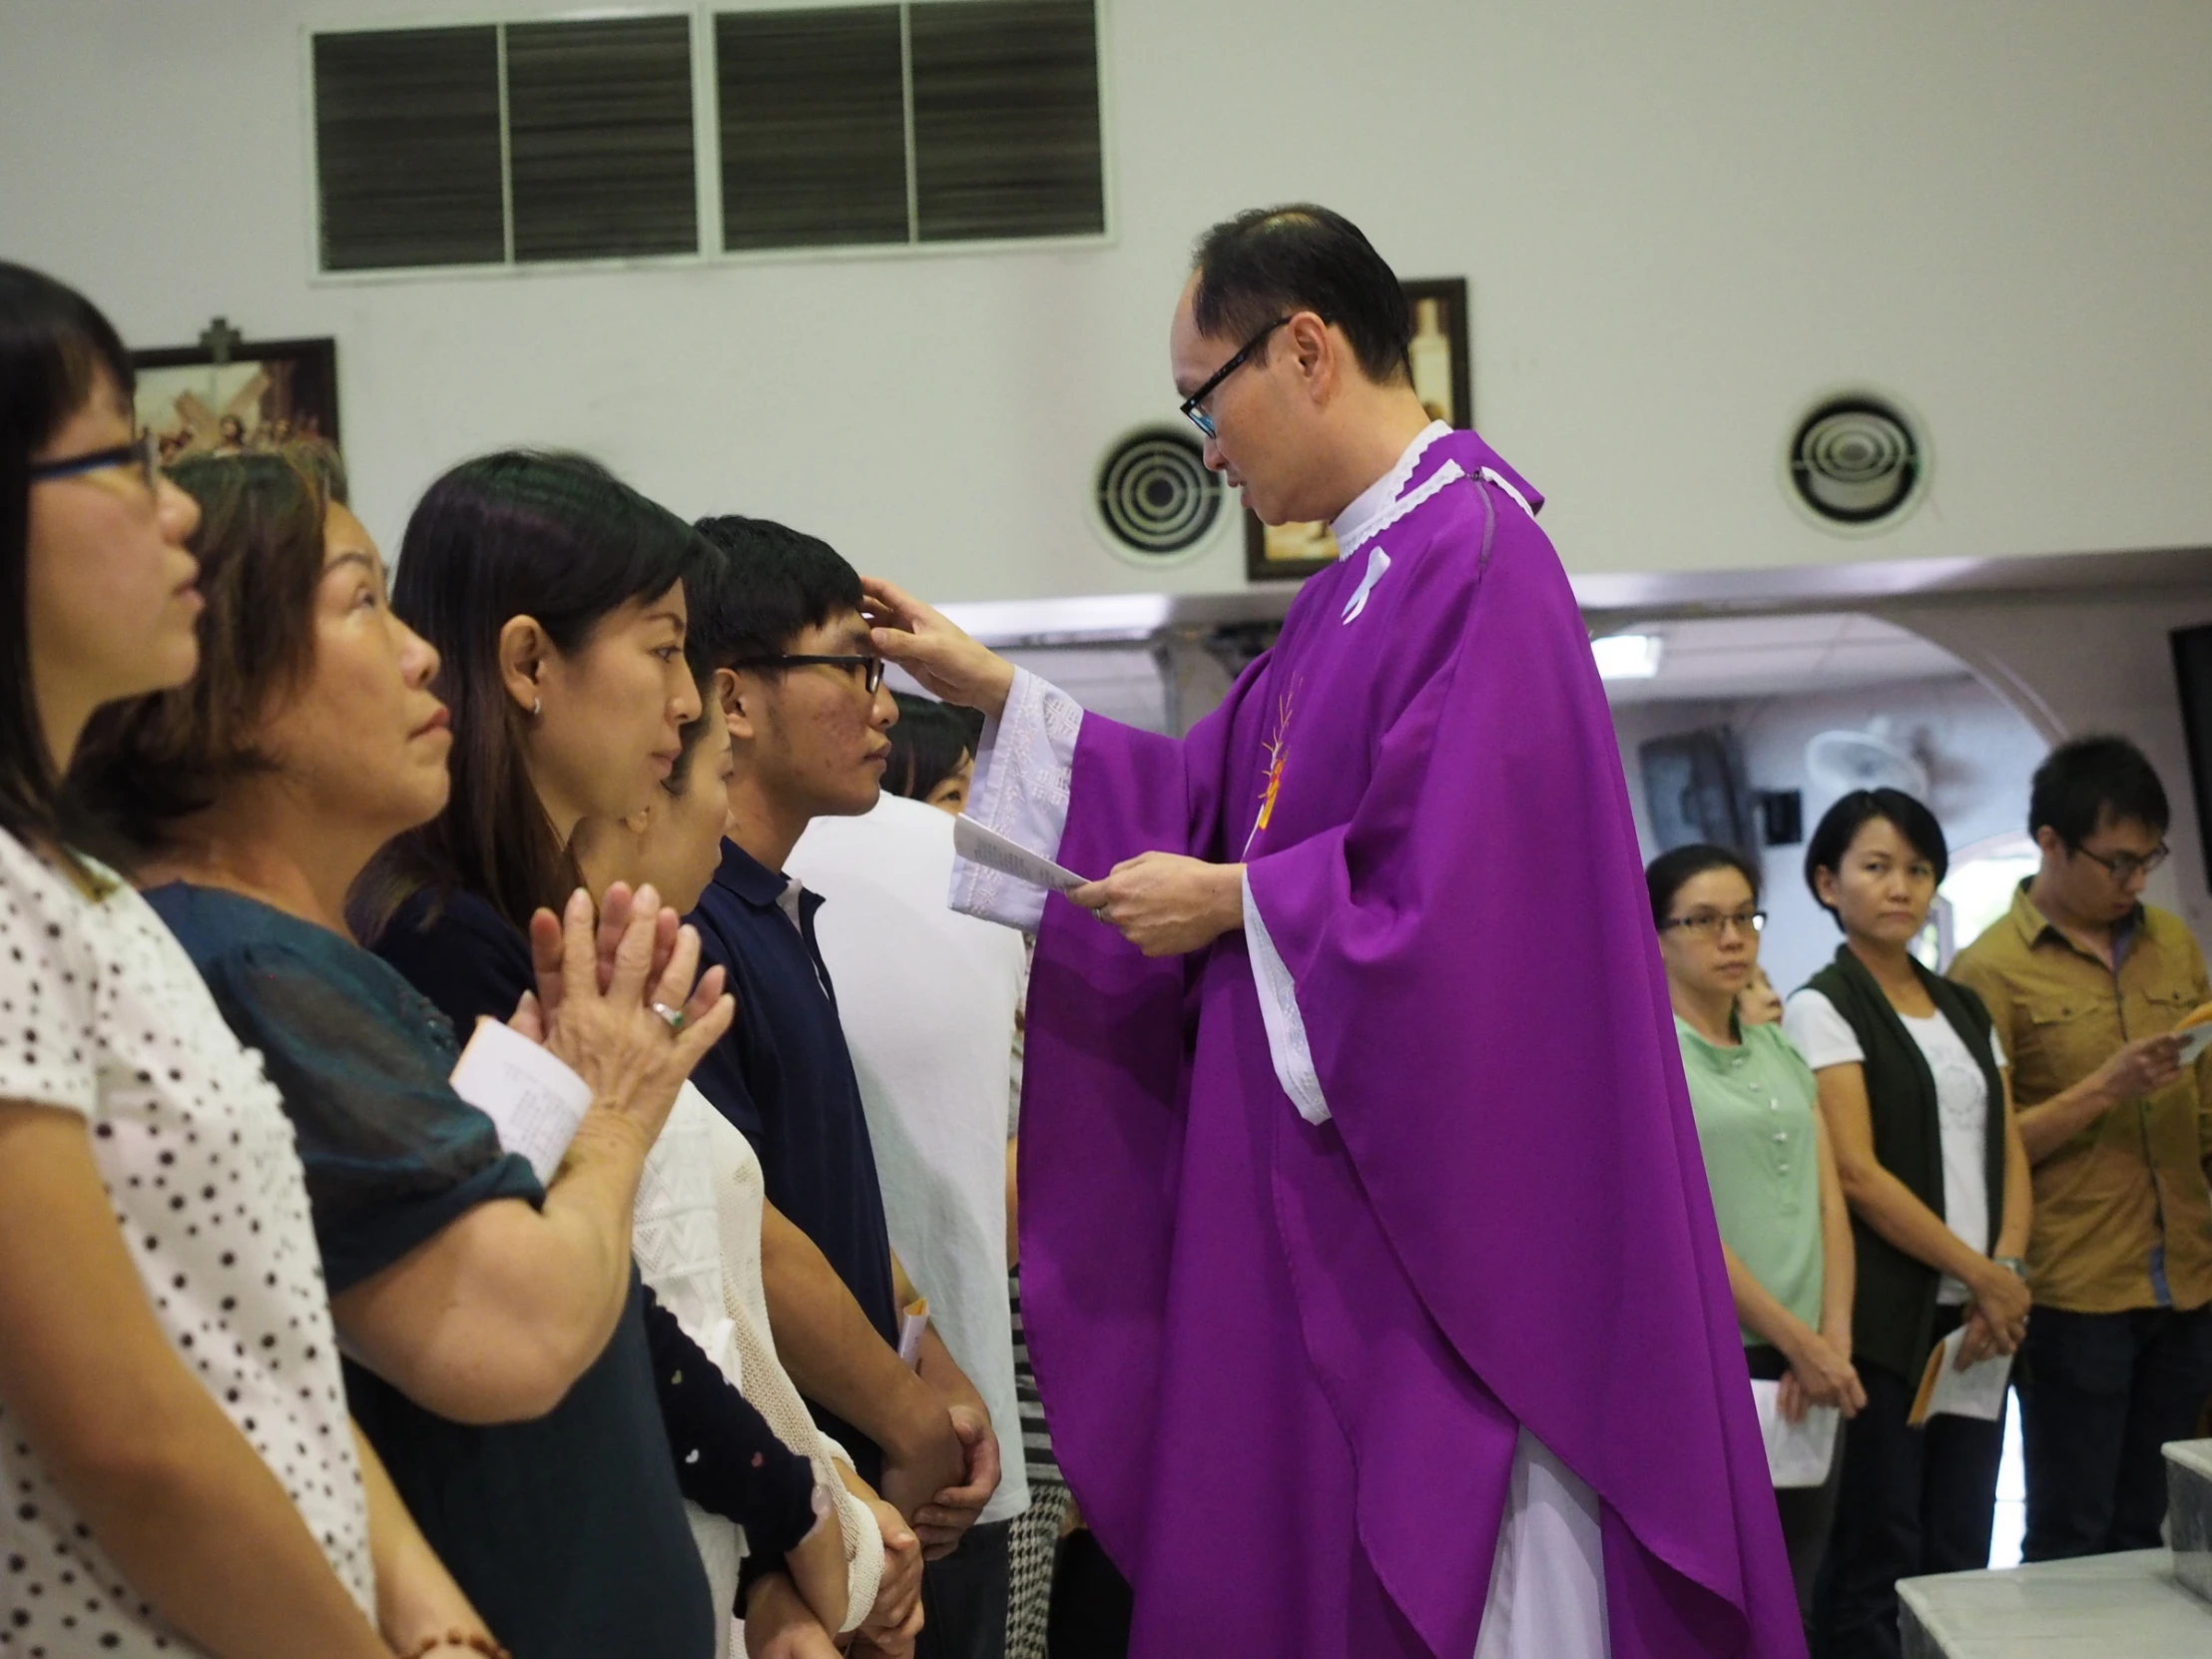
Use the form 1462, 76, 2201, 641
0, 829, 371, 1654
791, 795, 1031, 1525
1784, 986, 2004, 1305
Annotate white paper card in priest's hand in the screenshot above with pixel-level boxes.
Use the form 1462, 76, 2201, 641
1750, 1381, 1841, 1488
1907, 1327, 2014, 1427
448, 1016, 594, 1187
2175, 1021, 2212, 1066
953, 816, 1085, 894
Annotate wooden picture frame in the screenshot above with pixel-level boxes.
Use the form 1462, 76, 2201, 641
132, 325, 340, 465
1244, 276, 1470, 582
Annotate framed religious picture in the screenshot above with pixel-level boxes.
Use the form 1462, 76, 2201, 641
1244, 276, 1470, 582
132, 321, 340, 465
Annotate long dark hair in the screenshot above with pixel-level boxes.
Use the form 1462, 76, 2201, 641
352, 451, 707, 938
72, 444, 345, 851
0, 263, 136, 849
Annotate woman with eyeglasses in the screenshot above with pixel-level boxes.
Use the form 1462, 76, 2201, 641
1782, 789, 2031, 1659
1648, 843, 1861, 1628
0, 264, 500, 1656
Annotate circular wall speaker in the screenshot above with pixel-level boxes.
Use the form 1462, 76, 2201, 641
1092, 427, 1222, 565
1787, 394, 1927, 530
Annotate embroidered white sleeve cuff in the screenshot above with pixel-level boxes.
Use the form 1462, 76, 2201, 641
949, 667, 1084, 931
1242, 868, 1331, 1126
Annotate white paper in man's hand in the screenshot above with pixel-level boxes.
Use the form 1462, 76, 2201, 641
448, 1017, 593, 1186
953, 815, 1085, 894
1750, 1381, 1841, 1487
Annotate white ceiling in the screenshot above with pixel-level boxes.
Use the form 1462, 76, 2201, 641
1600, 613, 1966, 705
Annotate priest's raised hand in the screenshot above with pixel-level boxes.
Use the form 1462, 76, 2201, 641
859, 576, 1013, 720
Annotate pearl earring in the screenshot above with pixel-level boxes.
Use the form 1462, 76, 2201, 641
531, 697, 542, 717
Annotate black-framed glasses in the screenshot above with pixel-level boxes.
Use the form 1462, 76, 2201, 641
741, 654, 886, 696
1179, 315, 1292, 439
1660, 909, 1767, 939
28, 431, 161, 498
2075, 841, 2169, 881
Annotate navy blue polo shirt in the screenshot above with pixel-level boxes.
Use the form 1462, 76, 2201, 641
688, 838, 900, 1486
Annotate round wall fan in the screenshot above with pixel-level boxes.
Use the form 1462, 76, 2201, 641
1805, 721, 1930, 800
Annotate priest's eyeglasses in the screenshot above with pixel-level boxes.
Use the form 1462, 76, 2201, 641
1180, 316, 1292, 439
28, 431, 162, 499
740, 654, 886, 696
2075, 841, 2168, 881
1659, 909, 1766, 938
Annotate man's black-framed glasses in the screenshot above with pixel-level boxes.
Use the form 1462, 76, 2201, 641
28, 430, 162, 498
1179, 315, 1292, 439
741, 654, 886, 696
2075, 841, 2169, 882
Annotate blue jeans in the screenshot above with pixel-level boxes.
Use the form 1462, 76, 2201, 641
2018, 1303, 2212, 1561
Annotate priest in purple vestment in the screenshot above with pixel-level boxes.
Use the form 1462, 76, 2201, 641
864, 206, 1802, 1659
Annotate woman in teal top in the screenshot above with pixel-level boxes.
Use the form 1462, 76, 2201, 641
1649, 843, 1865, 1621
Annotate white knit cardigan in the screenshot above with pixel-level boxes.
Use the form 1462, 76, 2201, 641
632, 1084, 883, 1653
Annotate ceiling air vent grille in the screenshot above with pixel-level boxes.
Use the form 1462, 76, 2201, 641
1788, 394, 1926, 529
1094, 428, 1222, 561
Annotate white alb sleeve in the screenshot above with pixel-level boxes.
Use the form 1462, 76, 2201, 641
1781, 988, 1867, 1072
949, 667, 1085, 931
1242, 870, 1332, 1126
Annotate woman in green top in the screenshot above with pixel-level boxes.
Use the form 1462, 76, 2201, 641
1648, 843, 1864, 1620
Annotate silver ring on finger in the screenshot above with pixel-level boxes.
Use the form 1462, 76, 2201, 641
650, 1000, 686, 1032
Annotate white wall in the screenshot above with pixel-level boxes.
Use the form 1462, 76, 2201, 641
6, 0, 2211, 603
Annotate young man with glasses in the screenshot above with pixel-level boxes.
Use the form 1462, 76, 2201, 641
683, 517, 1002, 1655
864, 205, 1802, 1659
1950, 735, 2212, 1563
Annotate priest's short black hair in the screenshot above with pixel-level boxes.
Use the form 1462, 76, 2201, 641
689, 514, 864, 672
2028, 735, 2169, 848
1191, 205, 1412, 387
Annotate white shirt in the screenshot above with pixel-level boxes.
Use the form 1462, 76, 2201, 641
0, 830, 371, 1654
792, 796, 1031, 1525
635, 1086, 880, 1651
1784, 987, 2004, 1304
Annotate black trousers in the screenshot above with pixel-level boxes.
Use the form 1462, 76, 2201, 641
916, 1519, 1012, 1659
1045, 1530, 1132, 1659
2018, 1303, 2212, 1561
1815, 1309, 2005, 1659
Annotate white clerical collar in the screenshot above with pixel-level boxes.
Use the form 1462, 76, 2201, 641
1329, 419, 1450, 559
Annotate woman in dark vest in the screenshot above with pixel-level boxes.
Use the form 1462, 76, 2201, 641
1781, 789, 2031, 1659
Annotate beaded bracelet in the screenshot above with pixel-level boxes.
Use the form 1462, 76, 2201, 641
396, 1630, 513, 1659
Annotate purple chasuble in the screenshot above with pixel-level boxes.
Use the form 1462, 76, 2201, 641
1014, 430, 1802, 1658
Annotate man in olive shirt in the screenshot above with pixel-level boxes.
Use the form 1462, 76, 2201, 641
1950, 736, 2212, 1562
